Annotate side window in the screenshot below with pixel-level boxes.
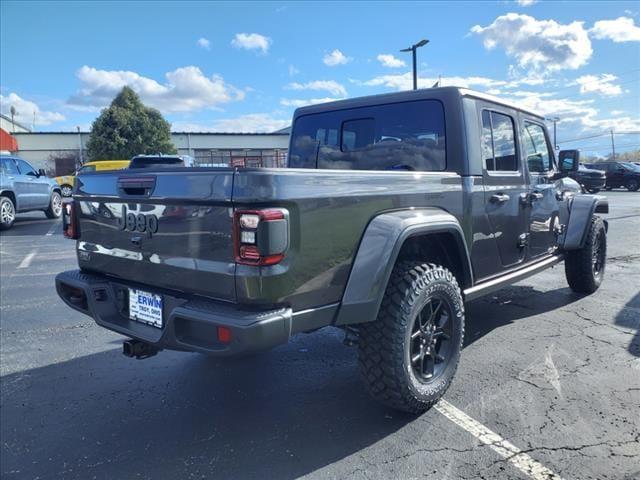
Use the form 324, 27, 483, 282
15, 159, 37, 176
1, 158, 20, 175
482, 110, 518, 172
523, 122, 552, 173
481, 111, 495, 170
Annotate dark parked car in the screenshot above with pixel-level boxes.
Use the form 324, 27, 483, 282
585, 161, 640, 191
0, 155, 62, 229
129, 154, 194, 169
56, 87, 608, 413
568, 164, 606, 193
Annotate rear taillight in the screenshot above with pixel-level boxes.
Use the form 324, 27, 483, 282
233, 208, 288, 266
62, 200, 79, 239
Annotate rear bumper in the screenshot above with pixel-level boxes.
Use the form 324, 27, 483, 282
55, 269, 294, 356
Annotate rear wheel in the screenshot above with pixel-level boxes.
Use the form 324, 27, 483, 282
358, 262, 464, 413
626, 179, 639, 192
45, 191, 62, 219
0, 196, 16, 230
565, 216, 606, 294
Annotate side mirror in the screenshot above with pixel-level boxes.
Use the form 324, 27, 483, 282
38, 168, 46, 177
559, 150, 580, 173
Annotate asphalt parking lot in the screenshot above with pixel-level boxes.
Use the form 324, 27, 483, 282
1, 192, 638, 480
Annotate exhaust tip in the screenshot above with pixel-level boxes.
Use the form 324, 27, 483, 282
123, 339, 158, 359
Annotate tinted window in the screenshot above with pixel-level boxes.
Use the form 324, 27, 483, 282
129, 157, 184, 169
482, 111, 518, 172
290, 100, 446, 171
481, 111, 494, 170
15, 159, 37, 176
1, 158, 19, 175
523, 122, 552, 173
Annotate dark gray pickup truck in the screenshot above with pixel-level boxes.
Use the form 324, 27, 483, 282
56, 87, 608, 412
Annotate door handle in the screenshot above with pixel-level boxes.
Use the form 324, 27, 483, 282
490, 193, 510, 203
530, 192, 544, 201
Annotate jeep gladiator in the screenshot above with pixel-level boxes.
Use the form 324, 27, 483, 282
56, 87, 608, 412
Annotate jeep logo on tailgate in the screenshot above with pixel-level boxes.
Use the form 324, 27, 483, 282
117, 205, 159, 236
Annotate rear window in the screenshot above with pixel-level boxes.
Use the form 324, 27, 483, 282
129, 157, 184, 169
289, 99, 446, 171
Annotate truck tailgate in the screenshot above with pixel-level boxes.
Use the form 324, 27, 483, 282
74, 169, 236, 302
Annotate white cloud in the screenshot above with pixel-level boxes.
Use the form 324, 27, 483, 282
591, 17, 640, 42
470, 13, 592, 73
171, 114, 288, 133
288, 64, 300, 76
516, 0, 537, 6
280, 97, 343, 108
356, 73, 507, 91
499, 89, 640, 133
205, 114, 290, 133
68, 65, 244, 113
377, 54, 406, 68
573, 74, 623, 96
285, 80, 347, 97
323, 49, 351, 66
231, 33, 271, 54
197, 37, 211, 50
610, 110, 625, 116
0, 92, 65, 126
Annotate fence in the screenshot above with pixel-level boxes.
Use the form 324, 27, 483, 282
192, 149, 288, 168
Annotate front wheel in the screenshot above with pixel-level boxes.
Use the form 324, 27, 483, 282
565, 216, 606, 294
60, 184, 73, 197
45, 191, 62, 219
0, 196, 16, 230
626, 179, 639, 192
358, 262, 465, 413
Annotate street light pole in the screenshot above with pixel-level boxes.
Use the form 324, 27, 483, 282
401, 39, 429, 91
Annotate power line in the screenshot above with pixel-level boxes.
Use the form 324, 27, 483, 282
558, 131, 640, 144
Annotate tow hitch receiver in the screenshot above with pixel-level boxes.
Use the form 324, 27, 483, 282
123, 339, 158, 359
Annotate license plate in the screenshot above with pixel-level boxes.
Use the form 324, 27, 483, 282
129, 288, 163, 328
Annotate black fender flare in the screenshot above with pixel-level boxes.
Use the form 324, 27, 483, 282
562, 194, 608, 251
334, 208, 473, 326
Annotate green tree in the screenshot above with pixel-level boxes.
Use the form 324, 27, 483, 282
86, 87, 176, 160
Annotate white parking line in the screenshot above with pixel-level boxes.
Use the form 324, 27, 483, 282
435, 400, 563, 480
45, 222, 58, 236
17, 251, 37, 269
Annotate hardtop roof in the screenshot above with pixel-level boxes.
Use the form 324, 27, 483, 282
293, 86, 545, 120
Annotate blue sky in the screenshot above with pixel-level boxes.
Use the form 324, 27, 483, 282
1, 0, 639, 155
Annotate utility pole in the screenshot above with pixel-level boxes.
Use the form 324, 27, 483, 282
400, 39, 429, 90
10, 106, 16, 133
610, 129, 616, 161
551, 117, 560, 150
77, 126, 84, 164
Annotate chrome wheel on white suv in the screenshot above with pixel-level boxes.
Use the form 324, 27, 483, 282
45, 192, 63, 219
0, 196, 16, 229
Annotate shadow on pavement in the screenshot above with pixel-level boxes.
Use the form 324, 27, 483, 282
615, 291, 640, 357
0, 217, 59, 237
1, 284, 591, 479
0, 332, 415, 480
464, 284, 584, 347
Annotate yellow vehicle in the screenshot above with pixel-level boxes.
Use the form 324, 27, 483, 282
55, 160, 130, 196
